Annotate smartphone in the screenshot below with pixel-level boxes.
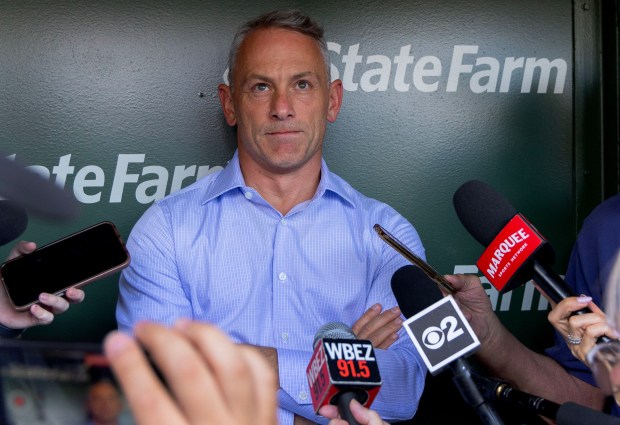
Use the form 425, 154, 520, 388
373, 223, 456, 294
0, 221, 130, 311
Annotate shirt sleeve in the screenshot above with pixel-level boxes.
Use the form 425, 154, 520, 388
116, 203, 193, 333
366, 209, 427, 421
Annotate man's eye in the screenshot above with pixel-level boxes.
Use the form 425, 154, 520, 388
255, 83, 269, 91
297, 80, 310, 89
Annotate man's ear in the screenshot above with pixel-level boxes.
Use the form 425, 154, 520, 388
326, 79, 343, 123
218, 84, 237, 126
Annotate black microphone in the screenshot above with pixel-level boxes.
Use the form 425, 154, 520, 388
474, 374, 620, 424
474, 373, 560, 419
0, 200, 28, 246
306, 323, 382, 425
0, 154, 78, 222
453, 179, 594, 310
392, 265, 504, 425
557, 402, 620, 425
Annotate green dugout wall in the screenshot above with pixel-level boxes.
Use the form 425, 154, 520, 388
0, 0, 617, 423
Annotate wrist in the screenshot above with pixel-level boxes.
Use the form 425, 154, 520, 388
0, 323, 25, 339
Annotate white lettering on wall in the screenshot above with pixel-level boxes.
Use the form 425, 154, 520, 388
7, 154, 224, 205
224, 42, 568, 94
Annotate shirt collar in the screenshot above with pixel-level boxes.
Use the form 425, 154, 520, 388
202, 150, 356, 208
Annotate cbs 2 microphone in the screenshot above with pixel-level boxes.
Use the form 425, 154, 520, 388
400, 288, 480, 375
392, 265, 504, 425
306, 323, 382, 424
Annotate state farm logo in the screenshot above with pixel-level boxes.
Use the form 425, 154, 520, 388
328, 43, 566, 94
224, 43, 567, 94
4, 154, 224, 205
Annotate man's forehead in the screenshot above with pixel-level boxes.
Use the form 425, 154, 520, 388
239, 27, 321, 56
233, 28, 327, 80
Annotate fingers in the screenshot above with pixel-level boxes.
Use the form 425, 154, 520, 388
172, 320, 262, 424
444, 273, 481, 291
6, 241, 36, 260
548, 296, 618, 363
321, 399, 387, 425
351, 304, 403, 349
28, 304, 55, 325
319, 404, 340, 419
64, 287, 86, 304
583, 322, 619, 341
38, 293, 70, 314
31, 288, 85, 317
135, 321, 224, 424
129, 320, 279, 425
104, 330, 187, 425
548, 296, 595, 324
351, 304, 382, 336
236, 345, 278, 425
349, 399, 386, 425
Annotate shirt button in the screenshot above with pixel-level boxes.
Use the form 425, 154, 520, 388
281, 218, 287, 225
299, 391, 308, 401
279, 272, 287, 282
281, 332, 289, 341
244, 191, 253, 200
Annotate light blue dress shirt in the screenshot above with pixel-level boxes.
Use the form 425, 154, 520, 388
117, 150, 427, 424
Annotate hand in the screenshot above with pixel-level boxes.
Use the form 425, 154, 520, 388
0, 241, 85, 330
547, 296, 619, 363
320, 398, 388, 425
444, 274, 495, 343
351, 304, 403, 349
104, 320, 278, 425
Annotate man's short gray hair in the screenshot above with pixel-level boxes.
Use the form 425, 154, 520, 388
227, 9, 331, 88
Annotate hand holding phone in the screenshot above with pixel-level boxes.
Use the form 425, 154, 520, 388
0, 221, 130, 311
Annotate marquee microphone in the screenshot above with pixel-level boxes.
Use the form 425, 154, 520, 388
391, 265, 504, 425
452, 179, 590, 309
306, 322, 382, 425
0, 201, 28, 246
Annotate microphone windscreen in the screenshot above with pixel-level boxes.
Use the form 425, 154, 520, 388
0, 154, 78, 222
391, 265, 443, 318
0, 201, 28, 246
556, 402, 620, 425
313, 322, 356, 348
452, 180, 517, 247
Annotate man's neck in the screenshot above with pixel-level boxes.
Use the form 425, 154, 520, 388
239, 156, 322, 216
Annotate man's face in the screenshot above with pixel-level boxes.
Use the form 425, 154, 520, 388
86, 381, 123, 423
219, 28, 342, 175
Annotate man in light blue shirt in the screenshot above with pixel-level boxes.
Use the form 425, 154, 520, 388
117, 9, 426, 425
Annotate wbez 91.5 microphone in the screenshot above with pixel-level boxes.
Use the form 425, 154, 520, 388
306, 322, 382, 425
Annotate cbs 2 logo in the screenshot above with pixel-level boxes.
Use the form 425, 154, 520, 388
421, 316, 464, 349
